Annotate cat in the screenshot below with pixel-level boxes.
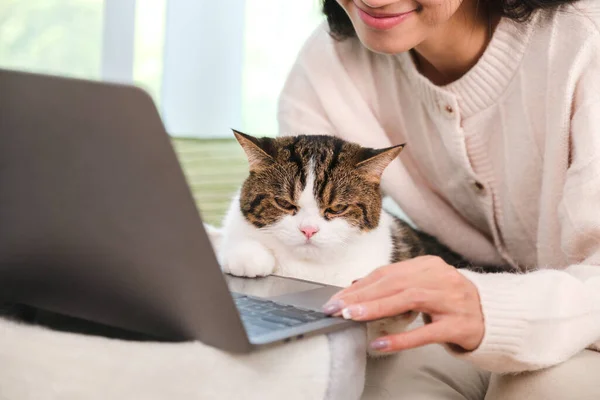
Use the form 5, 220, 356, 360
207, 130, 494, 357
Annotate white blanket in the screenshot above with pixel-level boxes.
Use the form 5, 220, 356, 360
0, 317, 366, 400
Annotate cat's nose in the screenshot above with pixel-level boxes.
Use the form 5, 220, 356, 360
300, 226, 319, 239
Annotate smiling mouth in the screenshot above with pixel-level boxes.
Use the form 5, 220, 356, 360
355, 3, 417, 31
360, 8, 414, 18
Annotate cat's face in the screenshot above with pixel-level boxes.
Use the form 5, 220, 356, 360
234, 131, 404, 259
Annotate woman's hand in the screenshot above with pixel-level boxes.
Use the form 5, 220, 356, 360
322, 256, 485, 353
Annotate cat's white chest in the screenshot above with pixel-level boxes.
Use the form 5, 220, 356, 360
217, 195, 397, 287
271, 219, 395, 287
274, 255, 388, 287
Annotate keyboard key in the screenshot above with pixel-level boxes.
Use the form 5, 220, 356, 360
234, 295, 327, 335
246, 318, 288, 330
269, 309, 318, 323
260, 315, 303, 327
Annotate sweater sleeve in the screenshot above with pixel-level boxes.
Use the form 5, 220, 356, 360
450, 97, 600, 374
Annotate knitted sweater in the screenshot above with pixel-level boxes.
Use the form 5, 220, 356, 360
277, 2, 600, 373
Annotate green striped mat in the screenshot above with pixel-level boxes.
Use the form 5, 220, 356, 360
172, 138, 248, 226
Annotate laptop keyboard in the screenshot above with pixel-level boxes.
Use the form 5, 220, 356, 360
232, 293, 327, 337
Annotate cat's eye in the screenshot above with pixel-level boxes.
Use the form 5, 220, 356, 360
326, 204, 349, 215
274, 197, 297, 211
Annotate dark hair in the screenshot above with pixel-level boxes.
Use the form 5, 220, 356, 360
322, 0, 580, 40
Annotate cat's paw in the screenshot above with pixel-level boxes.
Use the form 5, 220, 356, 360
219, 241, 276, 278
366, 311, 419, 358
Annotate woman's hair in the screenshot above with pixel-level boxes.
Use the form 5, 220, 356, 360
322, 0, 580, 40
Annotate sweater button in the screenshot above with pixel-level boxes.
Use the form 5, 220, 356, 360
440, 102, 456, 119
472, 180, 486, 194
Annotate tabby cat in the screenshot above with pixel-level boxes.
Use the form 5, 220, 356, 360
208, 130, 487, 356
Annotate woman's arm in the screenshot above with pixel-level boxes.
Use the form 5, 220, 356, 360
456, 265, 600, 373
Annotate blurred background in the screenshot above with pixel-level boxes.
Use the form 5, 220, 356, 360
0, 0, 324, 224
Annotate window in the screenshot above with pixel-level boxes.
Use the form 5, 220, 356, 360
243, 0, 323, 136
0, 0, 104, 80
0, 0, 324, 225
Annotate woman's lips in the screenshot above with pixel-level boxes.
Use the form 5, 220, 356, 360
356, 7, 416, 30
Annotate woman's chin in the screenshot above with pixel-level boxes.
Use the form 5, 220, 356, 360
354, 29, 422, 55
361, 39, 414, 55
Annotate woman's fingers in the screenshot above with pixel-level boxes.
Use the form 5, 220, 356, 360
329, 265, 394, 299
370, 316, 483, 353
337, 257, 424, 296
324, 263, 446, 315
369, 322, 450, 353
329, 256, 445, 301
327, 261, 418, 305
326, 278, 404, 313
324, 271, 410, 315
339, 289, 447, 321
320, 255, 485, 352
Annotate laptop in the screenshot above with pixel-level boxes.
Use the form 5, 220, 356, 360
0, 68, 357, 352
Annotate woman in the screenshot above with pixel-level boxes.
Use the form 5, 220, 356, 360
277, 0, 600, 398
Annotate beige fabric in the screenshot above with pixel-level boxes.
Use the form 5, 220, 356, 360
486, 350, 600, 400
360, 320, 600, 400
361, 317, 489, 400
362, 344, 489, 400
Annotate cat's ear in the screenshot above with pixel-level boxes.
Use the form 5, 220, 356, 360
232, 129, 275, 170
356, 144, 405, 181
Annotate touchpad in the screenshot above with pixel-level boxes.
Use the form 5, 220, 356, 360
224, 274, 325, 298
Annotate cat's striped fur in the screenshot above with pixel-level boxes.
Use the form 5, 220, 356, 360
231, 131, 482, 270
212, 131, 509, 357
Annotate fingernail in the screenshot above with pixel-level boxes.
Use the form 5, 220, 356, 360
341, 305, 366, 320
322, 300, 345, 314
370, 339, 390, 350
351, 279, 361, 285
